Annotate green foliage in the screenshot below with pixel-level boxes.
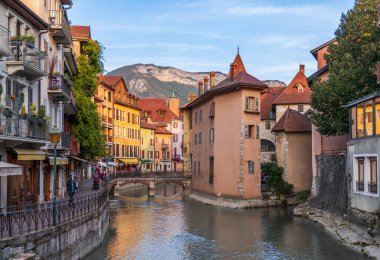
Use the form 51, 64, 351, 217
30, 103, 37, 117
261, 156, 293, 195
37, 105, 46, 119
295, 191, 310, 203
311, 0, 380, 136
19, 92, 24, 105
72, 39, 105, 160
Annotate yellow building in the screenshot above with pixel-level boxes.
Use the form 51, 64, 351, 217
112, 76, 141, 170
140, 122, 156, 172
95, 76, 115, 155
154, 125, 172, 172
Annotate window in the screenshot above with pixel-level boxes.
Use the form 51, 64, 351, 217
297, 105, 304, 113
173, 122, 178, 128
158, 110, 163, 116
369, 158, 377, 193
210, 102, 215, 117
365, 101, 373, 136
265, 121, 271, 130
261, 139, 275, 152
376, 98, 380, 135
210, 128, 214, 144
108, 91, 111, 102
245, 96, 259, 112
356, 157, 365, 191
194, 133, 197, 145
198, 132, 202, 144
256, 125, 260, 139
128, 112, 130, 123
200, 109, 202, 122
244, 125, 254, 139
141, 150, 145, 159
198, 161, 201, 175
195, 111, 198, 123
209, 157, 214, 184
248, 161, 254, 175
190, 112, 193, 129
194, 161, 197, 175
297, 84, 304, 92
357, 104, 364, 138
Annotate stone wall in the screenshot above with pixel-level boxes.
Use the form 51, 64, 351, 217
0, 203, 109, 260
311, 154, 348, 214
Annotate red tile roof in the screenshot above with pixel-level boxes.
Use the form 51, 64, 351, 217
272, 109, 311, 133
227, 53, 246, 78
260, 87, 286, 120
98, 75, 124, 88
155, 127, 172, 135
273, 65, 312, 105
71, 25, 91, 40
138, 99, 180, 124
140, 122, 157, 130
215, 71, 267, 90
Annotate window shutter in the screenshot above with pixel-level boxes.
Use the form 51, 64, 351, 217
255, 97, 259, 111
256, 125, 260, 139
244, 125, 249, 138
245, 97, 249, 110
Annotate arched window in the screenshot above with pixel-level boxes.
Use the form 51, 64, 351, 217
261, 139, 275, 152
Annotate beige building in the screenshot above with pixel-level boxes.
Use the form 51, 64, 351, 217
182, 52, 267, 200
272, 109, 312, 192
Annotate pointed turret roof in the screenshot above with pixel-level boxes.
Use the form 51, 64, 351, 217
273, 65, 311, 105
227, 52, 247, 79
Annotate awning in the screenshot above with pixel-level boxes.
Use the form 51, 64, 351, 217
14, 148, 45, 161
108, 162, 118, 167
0, 162, 22, 176
118, 158, 139, 165
140, 159, 152, 163
69, 156, 88, 163
47, 156, 69, 165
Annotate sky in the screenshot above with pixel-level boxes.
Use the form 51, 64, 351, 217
68, 0, 355, 83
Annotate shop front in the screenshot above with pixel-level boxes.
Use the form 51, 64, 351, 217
118, 158, 139, 173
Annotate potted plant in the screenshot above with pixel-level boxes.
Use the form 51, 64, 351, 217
22, 35, 36, 49
19, 105, 28, 120
34, 50, 47, 60
3, 107, 13, 118
28, 103, 37, 123
19, 105, 28, 137
37, 105, 46, 126
10, 35, 23, 47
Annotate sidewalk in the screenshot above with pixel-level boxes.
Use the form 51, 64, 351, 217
53, 178, 106, 203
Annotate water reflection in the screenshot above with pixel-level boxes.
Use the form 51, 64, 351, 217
87, 185, 365, 260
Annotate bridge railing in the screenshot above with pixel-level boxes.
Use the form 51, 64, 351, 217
0, 187, 109, 238
112, 171, 188, 179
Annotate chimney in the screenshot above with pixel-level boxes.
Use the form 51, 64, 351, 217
230, 63, 235, 80
210, 71, 215, 88
204, 76, 209, 92
299, 64, 305, 74
198, 81, 204, 95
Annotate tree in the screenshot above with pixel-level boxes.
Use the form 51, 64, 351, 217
310, 0, 380, 136
72, 39, 105, 160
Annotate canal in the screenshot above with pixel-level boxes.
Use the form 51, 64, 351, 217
87, 184, 365, 259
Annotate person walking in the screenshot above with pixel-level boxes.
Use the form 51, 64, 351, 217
66, 175, 77, 204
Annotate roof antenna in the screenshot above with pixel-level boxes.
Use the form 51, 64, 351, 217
237, 46, 239, 55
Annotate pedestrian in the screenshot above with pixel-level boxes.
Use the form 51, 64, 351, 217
66, 175, 77, 204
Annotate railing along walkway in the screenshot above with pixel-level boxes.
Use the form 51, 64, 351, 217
0, 187, 109, 239
112, 171, 188, 179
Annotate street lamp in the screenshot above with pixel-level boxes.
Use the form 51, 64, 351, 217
104, 145, 111, 177
50, 126, 61, 226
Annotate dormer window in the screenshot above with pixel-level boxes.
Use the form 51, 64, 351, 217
158, 110, 163, 116
297, 83, 304, 92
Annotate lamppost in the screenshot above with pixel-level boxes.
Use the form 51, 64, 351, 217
104, 145, 111, 177
50, 126, 61, 226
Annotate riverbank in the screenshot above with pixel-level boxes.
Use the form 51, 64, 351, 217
294, 203, 380, 259
188, 191, 300, 209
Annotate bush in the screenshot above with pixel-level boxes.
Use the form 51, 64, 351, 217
261, 156, 293, 196
295, 191, 310, 203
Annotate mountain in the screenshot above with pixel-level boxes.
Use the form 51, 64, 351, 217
263, 80, 287, 88
107, 64, 287, 104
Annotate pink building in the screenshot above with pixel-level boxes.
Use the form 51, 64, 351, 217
182, 52, 267, 200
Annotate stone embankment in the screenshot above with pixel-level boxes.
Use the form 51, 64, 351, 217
294, 202, 380, 259
189, 192, 300, 209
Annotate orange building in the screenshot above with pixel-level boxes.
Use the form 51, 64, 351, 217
182, 52, 267, 201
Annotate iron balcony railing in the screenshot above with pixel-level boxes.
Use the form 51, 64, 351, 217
8, 41, 46, 73
113, 171, 186, 179
356, 180, 364, 191
48, 9, 71, 45
50, 75, 72, 99
0, 188, 108, 238
0, 115, 49, 141
161, 143, 169, 150
368, 182, 378, 193
0, 25, 10, 56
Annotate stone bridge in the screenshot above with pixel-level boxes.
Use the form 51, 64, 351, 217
108, 172, 191, 197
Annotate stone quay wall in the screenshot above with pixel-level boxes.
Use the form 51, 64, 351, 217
0, 202, 109, 260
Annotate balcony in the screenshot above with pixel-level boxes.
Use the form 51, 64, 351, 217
108, 117, 113, 124
0, 115, 49, 143
49, 74, 72, 103
48, 9, 71, 45
102, 115, 107, 124
356, 180, 364, 191
5, 42, 47, 82
368, 182, 378, 193
244, 107, 260, 114
0, 26, 10, 57
104, 135, 113, 144
161, 143, 169, 150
